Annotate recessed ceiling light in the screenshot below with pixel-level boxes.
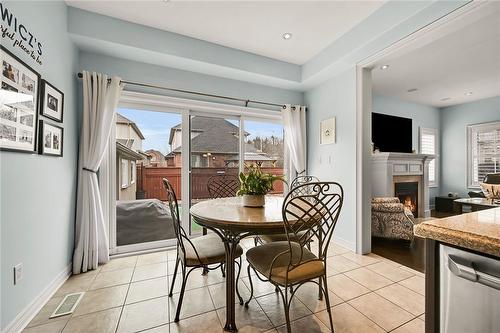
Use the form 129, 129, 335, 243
465, 92, 473, 96
282, 32, 292, 40
440, 97, 451, 101
380, 64, 389, 70
407, 88, 418, 93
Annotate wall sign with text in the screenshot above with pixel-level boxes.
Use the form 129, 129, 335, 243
0, 3, 43, 65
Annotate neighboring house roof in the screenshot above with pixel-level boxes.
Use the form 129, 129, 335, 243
226, 152, 276, 162
145, 149, 166, 160
116, 141, 145, 160
116, 113, 146, 139
170, 116, 256, 154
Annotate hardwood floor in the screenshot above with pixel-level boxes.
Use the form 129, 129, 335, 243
371, 237, 425, 273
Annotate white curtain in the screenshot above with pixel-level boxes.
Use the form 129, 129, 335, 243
283, 104, 307, 179
73, 71, 124, 274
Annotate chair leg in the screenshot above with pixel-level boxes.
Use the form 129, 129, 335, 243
244, 264, 253, 308
169, 257, 180, 297
221, 263, 226, 278
254, 236, 258, 247
321, 275, 335, 332
235, 258, 243, 305
174, 267, 188, 322
277, 285, 292, 333
202, 265, 209, 275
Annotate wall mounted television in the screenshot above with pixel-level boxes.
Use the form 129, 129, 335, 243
372, 113, 412, 153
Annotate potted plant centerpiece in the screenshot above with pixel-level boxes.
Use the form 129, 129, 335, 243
237, 166, 285, 207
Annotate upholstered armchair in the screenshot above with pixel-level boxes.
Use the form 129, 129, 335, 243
371, 197, 415, 241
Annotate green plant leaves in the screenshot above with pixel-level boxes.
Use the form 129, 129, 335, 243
236, 166, 285, 195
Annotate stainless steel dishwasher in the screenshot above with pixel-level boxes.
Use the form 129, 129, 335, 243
440, 244, 500, 333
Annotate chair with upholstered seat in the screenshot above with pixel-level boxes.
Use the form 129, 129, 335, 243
244, 181, 344, 333
163, 178, 244, 322
254, 175, 320, 246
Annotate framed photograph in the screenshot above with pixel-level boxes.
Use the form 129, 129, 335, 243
38, 120, 63, 157
40, 80, 64, 122
319, 117, 336, 145
0, 45, 40, 153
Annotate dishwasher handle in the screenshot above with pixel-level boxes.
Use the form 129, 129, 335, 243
448, 254, 500, 291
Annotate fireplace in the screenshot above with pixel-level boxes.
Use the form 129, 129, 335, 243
395, 182, 418, 217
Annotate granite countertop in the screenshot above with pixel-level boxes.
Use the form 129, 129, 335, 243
414, 207, 500, 257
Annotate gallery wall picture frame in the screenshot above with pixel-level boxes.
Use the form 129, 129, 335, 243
38, 119, 63, 157
40, 79, 64, 123
0, 45, 40, 153
319, 117, 336, 145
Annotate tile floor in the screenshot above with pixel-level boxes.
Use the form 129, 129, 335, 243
24, 239, 425, 333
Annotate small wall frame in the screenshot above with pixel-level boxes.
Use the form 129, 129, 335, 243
320, 117, 336, 145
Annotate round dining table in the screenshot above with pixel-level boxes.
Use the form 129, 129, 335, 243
190, 195, 287, 332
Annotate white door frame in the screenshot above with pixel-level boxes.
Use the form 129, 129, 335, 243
355, 1, 488, 254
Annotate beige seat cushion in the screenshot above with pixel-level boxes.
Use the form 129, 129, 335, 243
259, 230, 309, 244
183, 234, 243, 266
246, 241, 324, 285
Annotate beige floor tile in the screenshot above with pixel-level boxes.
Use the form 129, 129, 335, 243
256, 292, 312, 327
399, 276, 425, 295
366, 261, 415, 282
168, 270, 213, 294
141, 324, 169, 332
419, 313, 425, 321
316, 303, 384, 333
54, 272, 97, 297
27, 297, 69, 328
348, 292, 413, 331
208, 280, 251, 309
376, 284, 425, 316
167, 250, 178, 261
263, 330, 279, 333
241, 276, 276, 298
167, 260, 178, 276
326, 256, 360, 273
168, 286, 215, 320
90, 268, 133, 290
344, 267, 392, 290
126, 277, 169, 304
216, 300, 273, 333
341, 252, 382, 266
294, 282, 343, 313
276, 314, 330, 333
392, 318, 425, 333
73, 285, 127, 316
136, 251, 169, 266
326, 274, 370, 301
170, 311, 222, 333
99, 256, 137, 273
327, 243, 352, 256
63, 307, 121, 333
132, 262, 167, 282
117, 296, 169, 333
399, 265, 425, 277
23, 320, 67, 333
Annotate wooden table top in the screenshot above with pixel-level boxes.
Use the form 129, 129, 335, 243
190, 196, 287, 232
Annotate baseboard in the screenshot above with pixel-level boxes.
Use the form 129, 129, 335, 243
332, 235, 356, 252
2, 264, 72, 333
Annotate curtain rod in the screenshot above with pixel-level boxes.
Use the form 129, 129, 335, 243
76, 72, 296, 109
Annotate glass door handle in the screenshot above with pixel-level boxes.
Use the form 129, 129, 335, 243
448, 254, 500, 291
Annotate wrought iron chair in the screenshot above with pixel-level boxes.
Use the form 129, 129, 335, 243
244, 182, 344, 333
254, 175, 320, 246
163, 178, 244, 322
207, 174, 240, 199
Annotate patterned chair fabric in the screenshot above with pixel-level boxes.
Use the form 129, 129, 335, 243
371, 197, 415, 241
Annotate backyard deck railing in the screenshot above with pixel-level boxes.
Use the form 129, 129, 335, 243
137, 166, 284, 200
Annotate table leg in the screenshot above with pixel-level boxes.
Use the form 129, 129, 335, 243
223, 237, 239, 332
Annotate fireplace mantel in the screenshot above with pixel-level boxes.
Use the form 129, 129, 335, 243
372, 152, 435, 217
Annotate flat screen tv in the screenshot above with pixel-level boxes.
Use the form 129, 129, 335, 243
372, 113, 412, 153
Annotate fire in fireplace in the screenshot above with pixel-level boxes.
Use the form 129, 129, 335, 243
395, 182, 418, 217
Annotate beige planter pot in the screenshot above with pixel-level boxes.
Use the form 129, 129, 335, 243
242, 195, 265, 207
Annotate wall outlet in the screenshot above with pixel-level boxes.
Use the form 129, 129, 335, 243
14, 263, 23, 285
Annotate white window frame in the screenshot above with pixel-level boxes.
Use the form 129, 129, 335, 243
130, 161, 136, 184
106, 91, 284, 255
467, 121, 500, 188
121, 159, 129, 189
419, 127, 439, 187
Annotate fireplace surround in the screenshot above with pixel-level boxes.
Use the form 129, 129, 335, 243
372, 152, 434, 217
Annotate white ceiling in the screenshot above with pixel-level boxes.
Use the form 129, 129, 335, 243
372, 5, 500, 108
66, 0, 384, 65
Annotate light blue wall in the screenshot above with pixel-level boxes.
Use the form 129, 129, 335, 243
79, 52, 304, 106
440, 96, 500, 197
0, 1, 79, 330
372, 94, 441, 204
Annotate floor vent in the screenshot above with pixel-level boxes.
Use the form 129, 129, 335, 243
50, 292, 84, 318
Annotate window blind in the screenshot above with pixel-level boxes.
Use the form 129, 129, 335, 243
469, 122, 500, 186
420, 128, 438, 185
